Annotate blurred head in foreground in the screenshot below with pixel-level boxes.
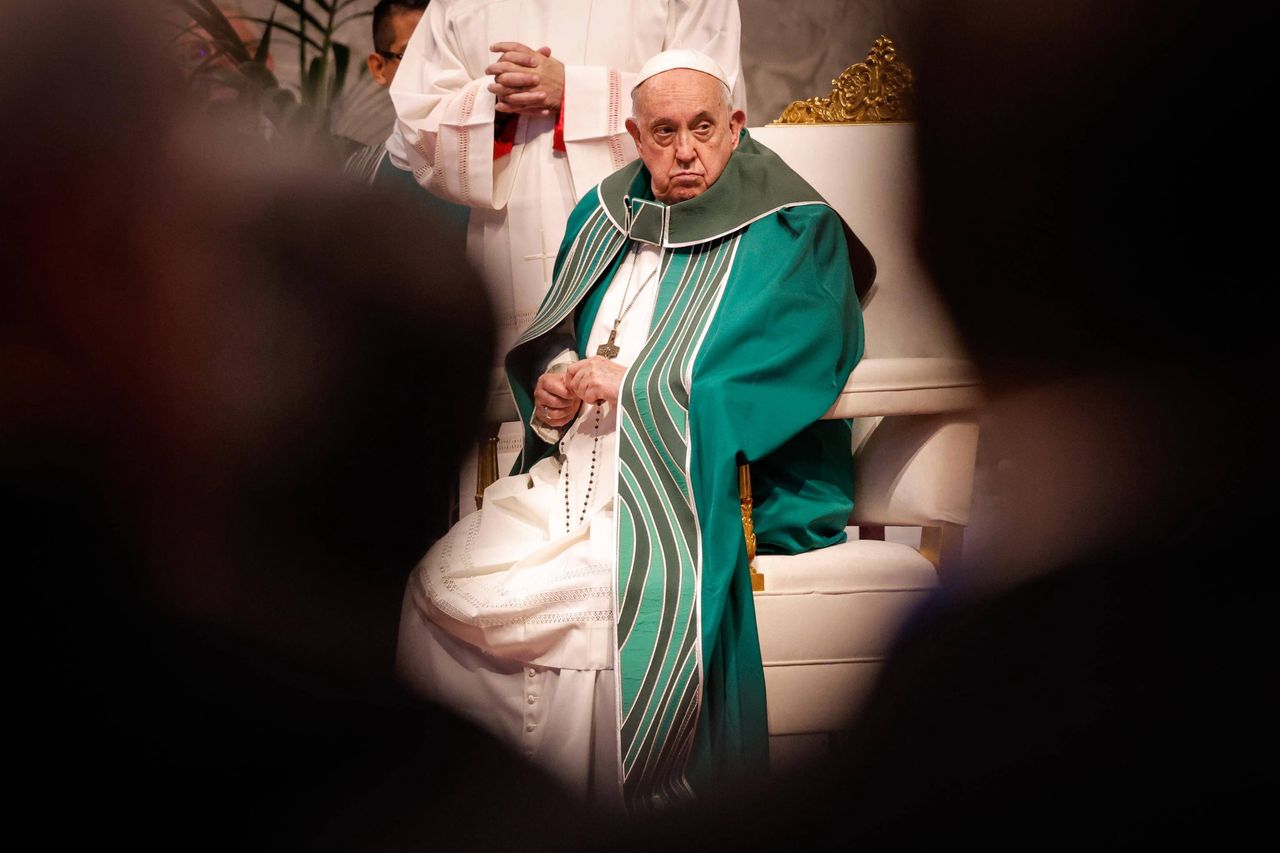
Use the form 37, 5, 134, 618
1, 2, 590, 847
908, 0, 1261, 580
3, 0, 491, 653
840, 0, 1259, 843
606, 2, 1263, 848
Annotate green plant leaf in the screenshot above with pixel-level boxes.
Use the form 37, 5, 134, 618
328, 42, 351, 104
253, 9, 275, 65
240, 61, 281, 90
304, 54, 329, 109
265, 88, 301, 126
266, 0, 327, 32
171, 0, 252, 63
171, 0, 360, 155
195, 0, 253, 62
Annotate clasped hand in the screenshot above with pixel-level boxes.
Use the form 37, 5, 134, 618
533, 357, 627, 428
486, 41, 565, 116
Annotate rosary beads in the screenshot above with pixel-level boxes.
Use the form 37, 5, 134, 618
562, 404, 604, 532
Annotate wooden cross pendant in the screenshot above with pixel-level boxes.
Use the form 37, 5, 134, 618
595, 325, 620, 359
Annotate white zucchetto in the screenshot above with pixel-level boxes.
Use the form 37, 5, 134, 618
632, 48, 732, 91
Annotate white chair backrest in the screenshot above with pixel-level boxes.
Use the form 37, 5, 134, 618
751, 123, 979, 528
748, 123, 966, 360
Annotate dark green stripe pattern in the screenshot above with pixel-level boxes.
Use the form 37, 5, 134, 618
505, 138, 860, 811
506, 198, 746, 808
615, 235, 740, 809
515, 207, 626, 347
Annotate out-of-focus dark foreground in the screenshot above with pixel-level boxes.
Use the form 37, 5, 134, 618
1, 2, 588, 848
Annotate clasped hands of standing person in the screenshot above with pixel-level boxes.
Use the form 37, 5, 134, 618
486, 41, 565, 117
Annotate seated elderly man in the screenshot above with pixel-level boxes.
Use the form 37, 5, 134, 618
397, 49, 864, 810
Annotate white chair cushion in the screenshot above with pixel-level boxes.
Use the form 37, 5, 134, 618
754, 538, 938, 734
754, 539, 936, 662
755, 537, 937, 594
754, 573, 934, 662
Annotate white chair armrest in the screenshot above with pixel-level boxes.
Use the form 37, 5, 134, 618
824, 357, 981, 419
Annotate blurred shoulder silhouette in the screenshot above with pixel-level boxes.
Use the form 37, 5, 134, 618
1, 1, 592, 847
606, 1, 1266, 846
833, 3, 1266, 839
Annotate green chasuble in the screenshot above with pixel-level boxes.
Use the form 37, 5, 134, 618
505, 132, 864, 809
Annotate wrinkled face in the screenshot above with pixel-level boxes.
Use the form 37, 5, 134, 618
626, 69, 745, 204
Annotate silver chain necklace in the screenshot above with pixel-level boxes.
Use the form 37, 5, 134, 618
595, 246, 659, 359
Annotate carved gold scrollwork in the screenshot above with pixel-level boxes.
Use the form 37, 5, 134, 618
773, 35, 915, 125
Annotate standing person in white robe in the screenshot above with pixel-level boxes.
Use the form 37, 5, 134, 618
389, 0, 744, 358
389, 2, 745, 512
